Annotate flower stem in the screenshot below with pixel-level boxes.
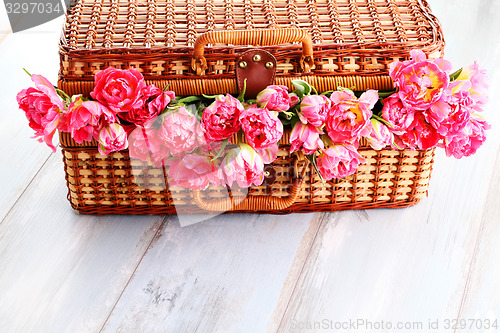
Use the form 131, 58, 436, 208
210, 138, 229, 161
307, 153, 325, 185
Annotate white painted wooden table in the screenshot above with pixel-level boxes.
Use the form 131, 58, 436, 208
1, 1, 499, 332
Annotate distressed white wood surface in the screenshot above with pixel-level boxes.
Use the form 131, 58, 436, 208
438, 0, 500, 325
457, 149, 500, 327
0, 1, 499, 332
0, 16, 63, 222
0, 152, 165, 333
100, 213, 318, 333
273, 0, 500, 331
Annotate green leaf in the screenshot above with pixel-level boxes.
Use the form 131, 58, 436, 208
378, 89, 397, 98
279, 111, 295, 126
202, 94, 219, 99
449, 68, 463, 81
289, 115, 301, 129
353, 91, 363, 98
184, 103, 199, 115
319, 133, 333, 147
294, 90, 304, 100
160, 105, 176, 115
210, 138, 229, 161
176, 95, 203, 104
338, 86, 355, 92
371, 114, 394, 128
320, 90, 335, 96
196, 101, 208, 118
391, 140, 403, 150
281, 110, 295, 120
292, 80, 312, 96
280, 118, 292, 126
307, 154, 325, 185
55, 88, 71, 104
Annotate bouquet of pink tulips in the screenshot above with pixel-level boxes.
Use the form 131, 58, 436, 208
17, 50, 490, 190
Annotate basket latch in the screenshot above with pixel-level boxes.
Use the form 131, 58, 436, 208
235, 49, 277, 99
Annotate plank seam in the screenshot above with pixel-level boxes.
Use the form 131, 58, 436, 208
275, 212, 329, 332
97, 216, 170, 333
453, 200, 490, 333
0, 151, 53, 226
453, 149, 500, 332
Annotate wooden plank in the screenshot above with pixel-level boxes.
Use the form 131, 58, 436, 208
0, 152, 165, 333
0, 16, 65, 222
431, 0, 500, 326
273, 187, 489, 331
99, 212, 319, 333
429, 0, 500, 66
272, 0, 500, 329
456, 148, 500, 329
268, 213, 330, 331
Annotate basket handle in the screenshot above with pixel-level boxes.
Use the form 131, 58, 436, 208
192, 159, 309, 212
191, 29, 315, 75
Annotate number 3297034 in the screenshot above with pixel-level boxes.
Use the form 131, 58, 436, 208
444, 319, 499, 330
5, 2, 62, 14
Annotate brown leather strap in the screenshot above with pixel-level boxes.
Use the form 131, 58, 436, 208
236, 49, 276, 99
191, 29, 315, 75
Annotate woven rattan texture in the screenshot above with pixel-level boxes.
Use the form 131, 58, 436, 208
58, 75, 396, 97
59, 0, 444, 87
60, 135, 435, 215
57, 0, 442, 214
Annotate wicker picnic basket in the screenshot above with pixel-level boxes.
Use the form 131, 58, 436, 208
58, 0, 444, 215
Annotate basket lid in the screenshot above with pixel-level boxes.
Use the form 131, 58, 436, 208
59, 0, 445, 94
